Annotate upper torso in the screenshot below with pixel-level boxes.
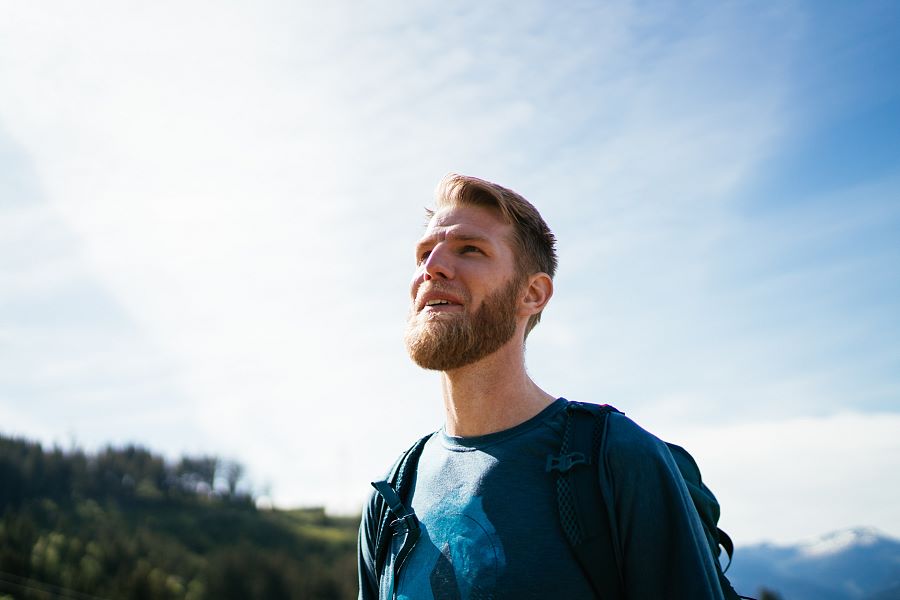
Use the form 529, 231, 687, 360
359, 398, 725, 600
397, 398, 593, 599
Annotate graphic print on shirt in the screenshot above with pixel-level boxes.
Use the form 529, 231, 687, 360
396, 490, 506, 600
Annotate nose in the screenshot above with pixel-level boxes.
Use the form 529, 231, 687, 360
422, 244, 453, 281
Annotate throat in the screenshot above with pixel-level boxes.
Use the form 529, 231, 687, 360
441, 361, 555, 437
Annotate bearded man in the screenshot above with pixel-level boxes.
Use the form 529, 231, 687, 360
357, 174, 729, 600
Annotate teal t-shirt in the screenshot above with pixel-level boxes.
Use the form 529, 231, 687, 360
359, 399, 725, 600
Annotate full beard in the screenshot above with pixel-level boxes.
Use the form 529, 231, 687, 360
404, 276, 523, 371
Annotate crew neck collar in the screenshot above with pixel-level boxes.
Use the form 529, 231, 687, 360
440, 397, 567, 451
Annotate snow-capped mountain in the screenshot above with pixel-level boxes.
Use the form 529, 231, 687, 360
727, 528, 900, 600
798, 528, 884, 558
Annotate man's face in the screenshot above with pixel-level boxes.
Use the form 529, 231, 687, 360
404, 204, 525, 371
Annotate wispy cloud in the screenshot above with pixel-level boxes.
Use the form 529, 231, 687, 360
0, 1, 897, 541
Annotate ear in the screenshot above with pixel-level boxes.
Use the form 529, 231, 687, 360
519, 272, 553, 318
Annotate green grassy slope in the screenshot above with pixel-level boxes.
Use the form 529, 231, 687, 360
0, 435, 359, 600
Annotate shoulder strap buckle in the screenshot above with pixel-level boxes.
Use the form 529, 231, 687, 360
389, 512, 420, 534
546, 451, 590, 473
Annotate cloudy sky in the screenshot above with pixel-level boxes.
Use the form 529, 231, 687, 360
1, 1, 898, 546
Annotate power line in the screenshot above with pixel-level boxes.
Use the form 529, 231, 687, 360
0, 575, 59, 599
0, 571, 115, 600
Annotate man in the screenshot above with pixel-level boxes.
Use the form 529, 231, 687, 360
358, 174, 726, 599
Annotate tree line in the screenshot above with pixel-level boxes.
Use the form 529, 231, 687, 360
0, 434, 358, 599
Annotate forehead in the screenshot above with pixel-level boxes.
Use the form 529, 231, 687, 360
417, 204, 513, 246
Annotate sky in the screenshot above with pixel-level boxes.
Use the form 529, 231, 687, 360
1, 0, 898, 546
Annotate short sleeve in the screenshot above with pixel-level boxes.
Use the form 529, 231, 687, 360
602, 413, 725, 600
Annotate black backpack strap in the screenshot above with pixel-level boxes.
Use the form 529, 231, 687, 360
371, 432, 433, 593
718, 528, 735, 572
371, 480, 420, 578
547, 401, 624, 600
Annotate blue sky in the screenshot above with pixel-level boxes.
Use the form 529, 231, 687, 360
1, 0, 898, 545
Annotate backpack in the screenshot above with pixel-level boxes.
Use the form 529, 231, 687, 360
547, 401, 755, 600
369, 400, 755, 600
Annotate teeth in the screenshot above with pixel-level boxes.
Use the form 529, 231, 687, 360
426, 299, 450, 306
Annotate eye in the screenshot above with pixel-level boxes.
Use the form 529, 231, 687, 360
417, 250, 431, 264
460, 245, 483, 255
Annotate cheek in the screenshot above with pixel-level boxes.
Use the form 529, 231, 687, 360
409, 273, 423, 299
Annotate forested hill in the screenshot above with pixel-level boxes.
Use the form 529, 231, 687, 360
0, 434, 359, 600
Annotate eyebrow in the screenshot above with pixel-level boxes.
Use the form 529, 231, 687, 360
449, 232, 492, 244
415, 231, 493, 251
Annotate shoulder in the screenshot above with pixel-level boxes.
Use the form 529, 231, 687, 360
364, 431, 438, 504
605, 411, 669, 454
602, 412, 680, 480
599, 413, 706, 544
599, 413, 728, 598
360, 432, 434, 549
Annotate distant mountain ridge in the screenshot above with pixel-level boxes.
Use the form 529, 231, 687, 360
728, 528, 900, 600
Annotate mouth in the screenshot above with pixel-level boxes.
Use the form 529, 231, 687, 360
422, 298, 463, 313
416, 289, 465, 314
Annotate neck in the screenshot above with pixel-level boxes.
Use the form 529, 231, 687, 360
439, 337, 555, 437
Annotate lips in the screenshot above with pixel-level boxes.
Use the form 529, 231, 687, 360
425, 299, 453, 307
416, 287, 465, 313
